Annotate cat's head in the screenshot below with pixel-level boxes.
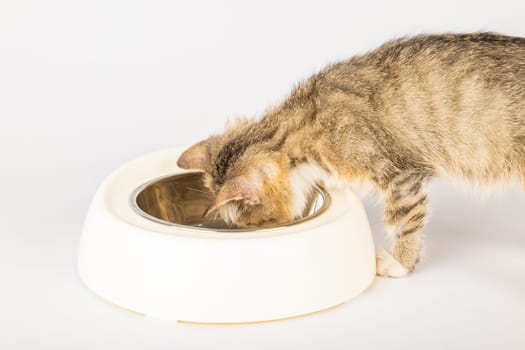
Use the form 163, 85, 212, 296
177, 121, 303, 227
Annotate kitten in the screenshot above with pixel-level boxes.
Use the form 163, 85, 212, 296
177, 33, 525, 277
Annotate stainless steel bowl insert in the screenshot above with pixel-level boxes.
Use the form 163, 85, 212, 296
131, 172, 331, 232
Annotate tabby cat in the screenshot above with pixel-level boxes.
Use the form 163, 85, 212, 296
177, 33, 525, 277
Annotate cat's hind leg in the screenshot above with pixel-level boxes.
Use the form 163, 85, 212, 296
376, 171, 430, 277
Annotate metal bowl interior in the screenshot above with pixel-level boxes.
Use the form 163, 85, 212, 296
131, 172, 331, 232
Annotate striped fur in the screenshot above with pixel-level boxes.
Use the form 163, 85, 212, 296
177, 33, 525, 277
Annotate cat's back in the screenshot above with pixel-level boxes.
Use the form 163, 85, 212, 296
375, 33, 525, 180
322, 33, 525, 180
320, 33, 525, 118
365, 33, 525, 98
372, 32, 525, 65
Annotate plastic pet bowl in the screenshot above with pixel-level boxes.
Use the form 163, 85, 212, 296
78, 147, 376, 323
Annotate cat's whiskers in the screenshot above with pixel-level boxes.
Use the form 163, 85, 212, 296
184, 186, 211, 195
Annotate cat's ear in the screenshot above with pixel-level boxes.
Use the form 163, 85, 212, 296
205, 176, 260, 215
177, 139, 215, 170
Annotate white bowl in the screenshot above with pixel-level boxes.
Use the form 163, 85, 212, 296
78, 147, 376, 323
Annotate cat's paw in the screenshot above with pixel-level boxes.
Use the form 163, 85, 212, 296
376, 249, 409, 278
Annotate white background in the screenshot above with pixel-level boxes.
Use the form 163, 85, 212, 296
1, 1, 525, 349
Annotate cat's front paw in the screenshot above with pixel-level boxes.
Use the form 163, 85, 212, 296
376, 249, 409, 278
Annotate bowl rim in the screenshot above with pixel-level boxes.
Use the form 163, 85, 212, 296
129, 172, 332, 233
